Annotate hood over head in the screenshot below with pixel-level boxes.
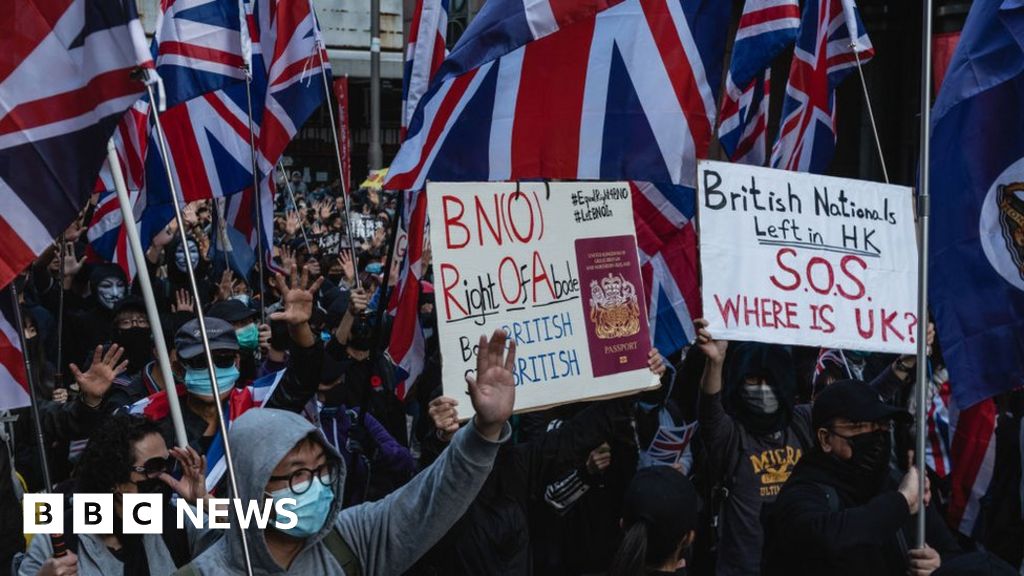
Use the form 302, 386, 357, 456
223, 408, 346, 571
723, 341, 797, 435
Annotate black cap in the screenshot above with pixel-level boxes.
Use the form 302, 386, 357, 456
811, 379, 912, 430
174, 317, 239, 360
623, 467, 699, 547
207, 299, 257, 324
112, 295, 147, 318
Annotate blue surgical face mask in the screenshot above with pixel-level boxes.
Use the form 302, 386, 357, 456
232, 293, 251, 306
184, 364, 240, 397
235, 323, 259, 351
270, 479, 335, 538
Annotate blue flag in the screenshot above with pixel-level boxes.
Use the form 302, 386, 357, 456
930, 0, 1024, 408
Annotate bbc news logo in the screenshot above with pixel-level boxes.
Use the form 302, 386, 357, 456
23, 495, 298, 534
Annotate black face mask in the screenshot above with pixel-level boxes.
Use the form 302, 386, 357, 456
133, 477, 170, 496
835, 428, 891, 495
112, 327, 153, 374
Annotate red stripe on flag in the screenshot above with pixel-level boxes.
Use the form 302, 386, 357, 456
160, 105, 213, 202
638, 0, 713, 156
0, 328, 28, 393
547, 0, 623, 30
0, 0, 75, 84
159, 41, 245, 68
946, 399, 997, 531
0, 68, 142, 136
739, 4, 801, 28
510, 16, 595, 179
0, 217, 40, 290
386, 70, 481, 191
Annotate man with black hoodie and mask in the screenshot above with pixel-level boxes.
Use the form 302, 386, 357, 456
692, 319, 813, 576
760, 379, 952, 576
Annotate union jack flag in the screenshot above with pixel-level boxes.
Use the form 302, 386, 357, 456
770, 0, 874, 173
946, 389, 997, 536
86, 190, 141, 282
388, 191, 428, 400
926, 367, 953, 478
402, 0, 448, 138
0, 287, 29, 411
631, 182, 700, 355
385, 0, 731, 191
0, 0, 154, 290
718, 0, 799, 165
154, 0, 247, 108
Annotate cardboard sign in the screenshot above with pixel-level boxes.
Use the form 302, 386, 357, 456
697, 160, 919, 354
427, 182, 660, 419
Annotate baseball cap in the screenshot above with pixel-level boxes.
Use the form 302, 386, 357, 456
174, 317, 239, 360
207, 299, 257, 324
622, 467, 699, 549
811, 379, 912, 430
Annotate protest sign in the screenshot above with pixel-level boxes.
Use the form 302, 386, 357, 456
427, 181, 660, 419
697, 160, 918, 354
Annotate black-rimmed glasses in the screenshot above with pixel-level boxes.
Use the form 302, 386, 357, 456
268, 462, 337, 495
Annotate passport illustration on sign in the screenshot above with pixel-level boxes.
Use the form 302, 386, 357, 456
575, 236, 651, 377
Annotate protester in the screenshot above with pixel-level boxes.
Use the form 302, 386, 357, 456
609, 466, 700, 576
692, 320, 812, 576
179, 329, 517, 575
18, 415, 212, 576
760, 379, 957, 575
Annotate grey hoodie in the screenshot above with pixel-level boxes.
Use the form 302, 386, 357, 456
188, 407, 508, 575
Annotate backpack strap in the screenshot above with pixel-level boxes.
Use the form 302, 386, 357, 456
323, 528, 362, 576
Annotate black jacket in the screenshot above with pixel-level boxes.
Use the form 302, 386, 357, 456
761, 450, 960, 576
413, 398, 635, 576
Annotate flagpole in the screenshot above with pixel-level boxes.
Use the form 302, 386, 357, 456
852, 51, 890, 184
915, 0, 933, 550
9, 282, 52, 492
145, 81, 256, 576
105, 140, 188, 448
244, 74, 268, 327
278, 162, 312, 252
55, 234, 65, 389
308, 0, 360, 289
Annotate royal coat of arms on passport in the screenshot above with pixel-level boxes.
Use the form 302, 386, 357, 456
588, 273, 642, 339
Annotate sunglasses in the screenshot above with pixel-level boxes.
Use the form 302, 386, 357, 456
182, 352, 237, 370
130, 456, 177, 478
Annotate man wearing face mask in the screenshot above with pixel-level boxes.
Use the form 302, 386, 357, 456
692, 320, 813, 576
181, 329, 517, 575
760, 379, 957, 576
62, 264, 130, 379
208, 298, 262, 383
131, 269, 324, 487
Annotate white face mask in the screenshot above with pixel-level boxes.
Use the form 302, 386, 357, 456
96, 278, 126, 310
175, 241, 200, 273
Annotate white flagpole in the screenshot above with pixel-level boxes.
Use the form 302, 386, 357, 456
915, 0, 934, 550
105, 140, 188, 448
145, 80, 256, 576
840, 0, 890, 183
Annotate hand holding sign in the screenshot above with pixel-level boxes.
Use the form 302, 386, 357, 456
467, 329, 517, 442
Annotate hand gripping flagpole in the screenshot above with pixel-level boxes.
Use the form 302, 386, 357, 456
309, 0, 360, 289
144, 80, 256, 576
915, 0, 934, 550
105, 140, 188, 449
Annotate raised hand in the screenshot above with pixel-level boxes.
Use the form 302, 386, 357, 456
428, 396, 460, 442
466, 330, 517, 441
338, 251, 355, 285
62, 242, 85, 278
216, 270, 236, 302
269, 264, 324, 328
348, 288, 369, 315
70, 345, 129, 407
172, 288, 194, 314
285, 212, 301, 236
278, 245, 296, 273
161, 446, 208, 505
694, 318, 728, 366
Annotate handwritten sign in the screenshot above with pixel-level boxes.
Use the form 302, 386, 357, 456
697, 160, 919, 354
427, 182, 660, 419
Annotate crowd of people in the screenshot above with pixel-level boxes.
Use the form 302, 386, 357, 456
2, 173, 1022, 576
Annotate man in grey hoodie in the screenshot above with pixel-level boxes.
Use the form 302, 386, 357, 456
183, 329, 518, 575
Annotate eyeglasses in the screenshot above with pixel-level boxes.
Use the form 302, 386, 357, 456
130, 456, 177, 478
117, 317, 150, 330
268, 462, 337, 495
182, 352, 237, 370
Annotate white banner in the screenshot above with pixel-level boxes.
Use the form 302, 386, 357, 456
697, 160, 919, 354
427, 181, 659, 419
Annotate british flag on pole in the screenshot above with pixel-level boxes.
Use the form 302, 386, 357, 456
717, 0, 799, 165
386, 0, 731, 191
402, 0, 448, 138
0, 0, 154, 290
770, 0, 874, 173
